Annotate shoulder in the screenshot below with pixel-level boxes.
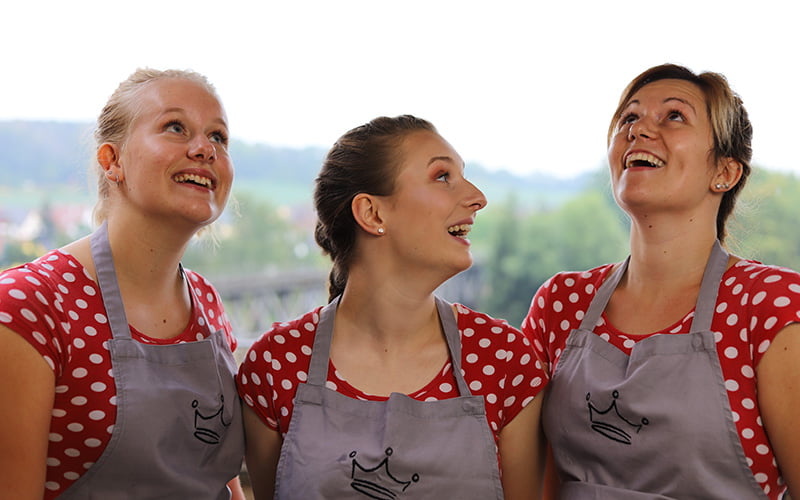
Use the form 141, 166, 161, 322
724, 260, 800, 305
241, 307, 322, 369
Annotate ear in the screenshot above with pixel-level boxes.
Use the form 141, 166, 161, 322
711, 157, 743, 192
98, 143, 124, 183
351, 193, 386, 236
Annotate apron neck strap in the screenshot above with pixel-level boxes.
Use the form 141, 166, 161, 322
690, 240, 729, 333
90, 221, 132, 340
579, 240, 729, 334
306, 295, 472, 396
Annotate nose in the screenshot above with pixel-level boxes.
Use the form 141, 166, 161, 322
189, 136, 216, 162
627, 119, 655, 141
465, 180, 487, 211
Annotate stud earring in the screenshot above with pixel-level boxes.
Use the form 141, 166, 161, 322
715, 183, 729, 190
377, 228, 385, 235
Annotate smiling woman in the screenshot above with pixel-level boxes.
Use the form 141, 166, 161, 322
0, 68, 245, 499
524, 63, 800, 500
238, 115, 548, 500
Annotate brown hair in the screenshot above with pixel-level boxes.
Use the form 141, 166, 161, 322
314, 115, 436, 301
92, 68, 220, 224
608, 64, 753, 243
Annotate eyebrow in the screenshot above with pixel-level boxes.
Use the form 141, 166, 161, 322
623, 97, 697, 114
427, 155, 465, 170
161, 107, 229, 129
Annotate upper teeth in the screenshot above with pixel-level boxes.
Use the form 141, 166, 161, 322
625, 152, 665, 169
174, 173, 212, 187
448, 224, 472, 236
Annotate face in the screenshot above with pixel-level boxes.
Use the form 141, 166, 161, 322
379, 130, 487, 276
107, 78, 233, 229
607, 78, 719, 216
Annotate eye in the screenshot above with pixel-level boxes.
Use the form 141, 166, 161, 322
165, 120, 186, 134
435, 171, 450, 183
666, 110, 686, 122
210, 130, 228, 145
620, 112, 638, 125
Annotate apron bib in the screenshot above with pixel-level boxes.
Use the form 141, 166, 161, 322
273, 296, 504, 499
543, 241, 767, 500
58, 222, 244, 499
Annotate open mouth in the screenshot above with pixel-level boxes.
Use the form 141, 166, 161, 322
173, 173, 214, 189
624, 152, 665, 169
447, 224, 472, 239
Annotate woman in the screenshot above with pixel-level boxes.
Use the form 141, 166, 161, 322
524, 64, 800, 499
238, 115, 547, 499
0, 69, 245, 499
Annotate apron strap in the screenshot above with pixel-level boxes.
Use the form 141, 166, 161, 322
579, 257, 629, 331
578, 241, 729, 334
306, 296, 473, 396
689, 240, 729, 333
90, 221, 132, 340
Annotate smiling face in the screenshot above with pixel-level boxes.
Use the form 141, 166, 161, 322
104, 77, 233, 229
607, 78, 719, 216
380, 130, 487, 277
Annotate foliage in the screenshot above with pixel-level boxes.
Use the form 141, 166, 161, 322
479, 185, 628, 327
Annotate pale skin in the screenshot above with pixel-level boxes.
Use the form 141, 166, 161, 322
244, 130, 545, 499
0, 77, 244, 499
543, 78, 798, 498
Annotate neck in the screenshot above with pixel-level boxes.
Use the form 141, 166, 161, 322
624, 211, 719, 290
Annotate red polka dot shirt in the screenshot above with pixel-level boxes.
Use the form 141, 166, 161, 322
238, 303, 546, 445
0, 250, 236, 499
522, 259, 800, 500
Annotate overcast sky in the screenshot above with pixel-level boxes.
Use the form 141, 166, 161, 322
2, 0, 797, 179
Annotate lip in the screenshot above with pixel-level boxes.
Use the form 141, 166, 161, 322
172, 168, 218, 190
623, 149, 666, 170
447, 217, 476, 242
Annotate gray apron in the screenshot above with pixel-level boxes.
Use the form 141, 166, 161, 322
543, 241, 768, 499
273, 296, 504, 499
58, 222, 244, 499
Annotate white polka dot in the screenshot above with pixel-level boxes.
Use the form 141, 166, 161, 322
0, 312, 12, 323
553, 301, 563, 312
72, 368, 88, 378
463, 327, 475, 337
81, 437, 102, 449
623, 339, 636, 349
469, 380, 482, 391
715, 302, 728, 313
752, 291, 767, 305
726, 313, 738, 326
49, 433, 64, 442
486, 393, 497, 404
725, 379, 739, 391
763, 316, 778, 330
494, 349, 507, 360
281, 379, 292, 390
439, 383, 453, 393
64, 448, 80, 457
482, 365, 496, 376
67, 422, 84, 432
741, 365, 754, 379
47, 457, 61, 466
512, 374, 524, 387
45, 482, 60, 491
71, 396, 88, 406
478, 338, 491, 348
742, 398, 756, 410
742, 428, 755, 439
531, 377, 544, 388
89, 354, 104, 364
560, 320, 570, 331
724, 347, 738, 359
754, 473, 768, 483
757, 340, 771, 354
764, 274, 782, 284
297, 371, 308, 382
89, 411, 105, 421
755, 444, 770, 455
503, 396, 516, 407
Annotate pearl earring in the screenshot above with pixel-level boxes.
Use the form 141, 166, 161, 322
377, 228, 385, 235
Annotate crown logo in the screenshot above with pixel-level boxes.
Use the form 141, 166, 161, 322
586, 390, 649, 445
349, 447, 419, 499
192, 395, 231, 445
